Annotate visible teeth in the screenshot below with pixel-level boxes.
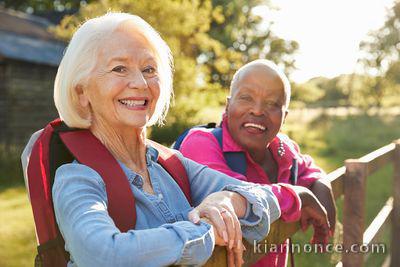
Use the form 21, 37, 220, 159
244, 123, 266, 131
119, 100, 146, 107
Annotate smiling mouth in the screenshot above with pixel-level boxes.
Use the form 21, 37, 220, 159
243, 122, 267, 132
118, 99, 148, 107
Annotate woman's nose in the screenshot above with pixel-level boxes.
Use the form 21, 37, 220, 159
250, 102, 265, 116
127, 70, 147, 90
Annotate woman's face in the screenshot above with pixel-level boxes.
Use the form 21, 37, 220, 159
226, 65, 287, 152
79, 23, 161, 130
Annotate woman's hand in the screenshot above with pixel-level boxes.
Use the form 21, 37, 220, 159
188, 191, 247, 266
310, 179, 337, 237
292, 186, 331, 246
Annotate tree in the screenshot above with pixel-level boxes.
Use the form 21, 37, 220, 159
357, 0, 400, 107
48, 0, 299, 144
0, 0, 90, 13
203, 0, 299, 87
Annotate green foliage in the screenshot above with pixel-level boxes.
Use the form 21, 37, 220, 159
293, 75, 357, 108
0, 0, 87, 13
50, 0, 297, 144
206, 0, 299, 87
291, 80, 325, 108
357, 0, 400, 107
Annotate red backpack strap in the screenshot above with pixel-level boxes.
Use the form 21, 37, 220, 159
28, 119, 62, 245
147, 140, 192, 205
58, 129, 136, 232
28, 119, 69, 266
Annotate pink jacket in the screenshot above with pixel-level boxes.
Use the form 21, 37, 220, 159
180, 117, 325, 267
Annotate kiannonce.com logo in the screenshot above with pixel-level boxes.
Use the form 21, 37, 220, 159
253, 241, 387, 254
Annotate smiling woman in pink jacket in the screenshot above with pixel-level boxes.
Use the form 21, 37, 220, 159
179, 59, 337, 267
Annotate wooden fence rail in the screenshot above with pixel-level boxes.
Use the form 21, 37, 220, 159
204, 139, 400, 267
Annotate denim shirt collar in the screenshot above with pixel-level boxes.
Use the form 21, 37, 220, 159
117, 144, 159, 184
146, 144, 159, 165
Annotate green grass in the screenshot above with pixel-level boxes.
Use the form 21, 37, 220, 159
0, 186, 36, 267
0, 111, 398, 266
284, 113, 399, 266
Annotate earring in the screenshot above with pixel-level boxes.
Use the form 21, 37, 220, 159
277, 140, 285, 157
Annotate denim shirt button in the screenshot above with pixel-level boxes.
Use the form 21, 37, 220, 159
146, 153, 152, 166
132, 175, 144, 189
159, 202, 168, 212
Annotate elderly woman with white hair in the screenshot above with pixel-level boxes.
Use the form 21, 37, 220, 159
21, 12, 294, 267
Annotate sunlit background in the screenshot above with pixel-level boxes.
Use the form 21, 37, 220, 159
0, 1, 399, 266
256, 0, 396, 82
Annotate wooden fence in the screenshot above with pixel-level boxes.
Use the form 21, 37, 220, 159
205, 139, 400, 267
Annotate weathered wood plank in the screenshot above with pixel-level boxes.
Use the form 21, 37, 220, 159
328, 166, 346, 199
363, 197, 392, 263
359, 143, 395, 175
391, 140, 400, 267
342, 160, 368, 267
363, 197, 393, 245
204, 220, 299, 267
243, 221, 299, 266
205, 141, 398, 267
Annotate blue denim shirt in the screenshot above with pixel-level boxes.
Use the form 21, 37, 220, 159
52, 146, 281, 267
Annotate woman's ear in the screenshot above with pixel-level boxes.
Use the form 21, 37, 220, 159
283, 109, 289, 124
225, 96, 231, 112
75, 85, 89, 108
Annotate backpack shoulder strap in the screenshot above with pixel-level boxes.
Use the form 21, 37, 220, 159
148, 140, 192, 205
58, 129, 136, 232
277, 133, 299, 185
172, 122, 217, 150
28, 120, 61, 245
290, 158, 298, 185
211, 127, 247, 176
27, 119, 70, 266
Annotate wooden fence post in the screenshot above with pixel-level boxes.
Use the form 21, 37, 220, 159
391, 140, 400, 267
343, 160, 368, 267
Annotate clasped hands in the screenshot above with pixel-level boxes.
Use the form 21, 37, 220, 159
188, 187, 333, 267
188, 191, 246, 267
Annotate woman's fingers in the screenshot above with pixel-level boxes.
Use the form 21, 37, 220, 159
227, 209, 244, 266
300, 212, 312, 232
309, 209, 330, 246
311, 224, 330, 247
188, 209, 201, 224
200, 207, 229, 245
227, 248, 234, 267
234, 240, 244, 267
227, 247, 235, 267
230, 209, 243, 251
327, 206, 336, 236
220, 209, 236, 249
190, 191, 246, 253
227, 245, 244, 267
221, 207, 244, 252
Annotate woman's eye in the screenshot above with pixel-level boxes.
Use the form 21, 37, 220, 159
263, 101, 283, 112
143, 66, 156, 75
265, 101, 277, 107
112, 66, 127, 73
239, 95, 252, 101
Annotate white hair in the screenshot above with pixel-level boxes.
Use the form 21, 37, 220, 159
229, 59, 291, 109
54, 12, 173, 128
